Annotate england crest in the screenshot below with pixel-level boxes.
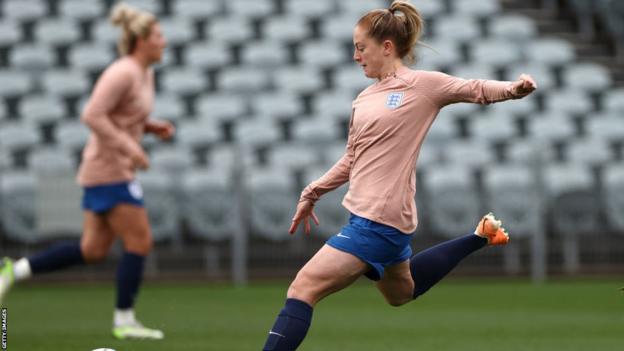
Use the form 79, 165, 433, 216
386, 92, 404, 109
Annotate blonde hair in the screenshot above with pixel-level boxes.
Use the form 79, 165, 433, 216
109, 2, 157, 55
357, 0, 424, 63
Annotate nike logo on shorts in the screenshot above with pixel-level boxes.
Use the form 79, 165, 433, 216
336, 233, 351, 239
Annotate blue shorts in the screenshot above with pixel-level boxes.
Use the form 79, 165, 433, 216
326, 213, 413, 281
82, 180, 144, 214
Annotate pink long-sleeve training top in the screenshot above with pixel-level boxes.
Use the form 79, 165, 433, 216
77, 57, 154, 187
300, 66, 521, 234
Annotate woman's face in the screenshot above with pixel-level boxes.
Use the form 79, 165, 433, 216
352, 24, 391, 79
138, 23, 167, 63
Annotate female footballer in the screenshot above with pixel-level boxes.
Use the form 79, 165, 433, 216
0, 3, 173, 340
262, 1, 537, 350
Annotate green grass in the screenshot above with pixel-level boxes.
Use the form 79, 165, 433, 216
3, 280, 623, 350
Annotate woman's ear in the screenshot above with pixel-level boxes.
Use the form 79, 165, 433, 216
382, 39, 395, 56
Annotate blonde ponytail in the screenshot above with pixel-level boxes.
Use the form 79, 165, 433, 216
109, 2, 157, 55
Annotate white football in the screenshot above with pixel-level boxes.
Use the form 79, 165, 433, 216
92, 349, 116, 351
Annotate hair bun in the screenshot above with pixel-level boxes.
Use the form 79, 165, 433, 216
110, 3, 138, 27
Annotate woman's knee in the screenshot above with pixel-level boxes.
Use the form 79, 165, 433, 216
124, 236, 153, 256
80, 244, 110, 263
286, 270, 322, 305
384, 295, 412, 307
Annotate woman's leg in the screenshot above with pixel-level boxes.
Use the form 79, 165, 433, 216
104, 204, 162, 339
263, 244, 369, 351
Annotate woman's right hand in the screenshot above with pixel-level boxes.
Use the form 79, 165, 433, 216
289, 200, 320, 235
130, 148, 150, 170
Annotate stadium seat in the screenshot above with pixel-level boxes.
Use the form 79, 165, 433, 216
196, 93, 248, 122
284, 0, 335, 18
471, 39, 522, 68
0, 170, 37, 243
159, 18, 196, 46
207, 16, 254, 44
137, 171, 179, 242
450, 63, 498, 80
182, 166, 238, 241
564, 136, 612, 166
301, 165, 350, 238
3, 0, 47, 21
0, 70, 34, 97
0, 149, 10, 170
423, 164, 481, 238
92, 18, 122, 45
312, 90, 356, 120
240, 40, 290, 68
149, 145, 195, 174
0, 122, 42, 152
603, 88, 624, 113
490, 15, 538, 43
10, 44, 55, 69
266, 142, 321, 171
291, 115, 342, 146
562, 62, 612, 93
59, 0, 104, 21
337, 0, 388, 16
233, 119, 281, 147
320, 13, 363, 42
412, 0, 446, 19
543, 162, 598, 274
527, 112, 577, 143
160, 67, 207, 96
333, 65, 372, 94
224, 0, 275, 18
488, 93, 537, 117
425, 109, 457, 145
586, 112, 624, 141
416, 39, 462, 71
274, 67, 325, 94
19, 94, 65, 125
435, 15, 481, 43
251, 91, 302, 119
175, 119, 221, 149
544, 89, 593, 116
69, 43, 115, 72
322, 142, 349, 167
442, 139, 495, 170
35, 19, 81, 46
470, 111, 518, 143
505, 63, 556, 90
524, 38, 576, 66
602, 162, 624, 233
172, 0, 222, 20
218, 67, 270, 93
263, 16, 311, 43
0, 20, 21, 46
54, 120, 90, 153
152, 93, 186, 122
123, 0, 161, 14
41, 69, 90, 98
246, 166, 297, 240
454, 0, 501, 19
299, 40, 349, 68
185, 42, 232, 69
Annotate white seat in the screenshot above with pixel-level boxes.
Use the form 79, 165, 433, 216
172, 0, 222, 19
450, 63, 498, 80
527, 112, 577, 142
59, 0, 104, 20
333, 65, 372, 93
233, 119, 281, 146
586, 112, 624, 141
525, 38, 575, 66
224, 0, 275, 18
175, 119, 221, 148
267, 142, 321, 170
0, 149, 10, 170
0, 20, 21, 46
435, 15, 481, 43
0, 70, 34, 97
161, 67, 206, 95
55, 120, 89, 152
302, 165, 350, 238
124, 0, 161, 14
565, 137, 612, 166
251, 91, 302, 118
312, 90, 356, 120
152, 93, 185, 122
442, 139, 495, 170
150, 146, 195, 174
490, 14, 538, 43
3, 0, 47, 21
207, 16, 253, 44
413, 0, 445, 19
218, 67, 270, 93
471, 39, 521, 68
416, 39, 462, 71
28, 147, 75, 173
69, 43, 115, 71
470, 111, 518, 142
284, 0, 335, 18
196, 93, 248, 122
488, 94, 537, 117
0, 171, 37, 243
454, 0, 500, 18
240, 40, 290, 68
544, 89, 593, 116
274, 67, 325, 94
299, 40, 349, 68
320, 13, 362, 42
136, 171, 179, 242
603, 162, 624, 233
246, 166, 296, 240
10, 45, 54, 69
19, 95, 65, 125
337, 0, 387, 16
42, 69, 90, 97
562, 62, 612, 92
322, 142, 349, 167
92, 19, 121, 45
291, 115, 342, 145
185, 42, 231, 69
264, 16, 311, 42
35, 19, 81, 46
604, 88, 624, 113
182, 166, 237, 241
425, 110, 457, 145
159, 18, 195, 46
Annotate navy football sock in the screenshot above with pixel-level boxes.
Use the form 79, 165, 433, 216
116, 252, 145, 309
28, 241, 85, 274
410, 234, 487, 298
263, 298, 313, 351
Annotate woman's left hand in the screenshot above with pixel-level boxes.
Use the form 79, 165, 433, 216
511, 74, 537, 97
146, 120, 175, 140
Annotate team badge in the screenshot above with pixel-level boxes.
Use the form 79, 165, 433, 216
386, 92, 404, 109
